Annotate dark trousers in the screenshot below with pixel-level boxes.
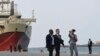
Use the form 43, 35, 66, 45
88, 46, 92, 54
47, 45, 54, 56
55, 46, 60, 56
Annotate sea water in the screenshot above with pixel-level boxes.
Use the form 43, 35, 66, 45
28, 46, 100, 54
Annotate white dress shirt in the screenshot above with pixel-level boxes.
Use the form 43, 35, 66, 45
51, 35, 54, 45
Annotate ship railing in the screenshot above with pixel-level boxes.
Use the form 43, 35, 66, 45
0, 12, 21, 16
0, 10, 10, 12
0, 17, 36, 25
0, 12, 10, 16
0, 18, 36, 24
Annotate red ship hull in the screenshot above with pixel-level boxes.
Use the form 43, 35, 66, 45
0, 32, 22, 51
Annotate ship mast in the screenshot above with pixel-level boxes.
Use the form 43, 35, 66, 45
10, 0, 14, 16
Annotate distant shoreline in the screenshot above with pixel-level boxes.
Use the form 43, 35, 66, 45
64, 44, 100, 47
29, 44, 100, 49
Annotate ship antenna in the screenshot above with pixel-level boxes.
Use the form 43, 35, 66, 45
14, 4, 18, 15
32, 9, 35, 19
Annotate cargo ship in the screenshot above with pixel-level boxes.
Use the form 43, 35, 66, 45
0, 0, 36, 51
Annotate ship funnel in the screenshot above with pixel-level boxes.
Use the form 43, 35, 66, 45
10, 1, 14, 16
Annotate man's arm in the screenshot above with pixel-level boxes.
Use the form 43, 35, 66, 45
74, 34, 78, 42
59, 35, 64, 46
46, 35, 49, 48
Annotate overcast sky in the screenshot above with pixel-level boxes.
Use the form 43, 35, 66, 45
15, 0, 100, 48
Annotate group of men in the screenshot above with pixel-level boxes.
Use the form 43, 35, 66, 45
46, 29, 78, 56
46, 29, 64, 56
46, 29, 93, 56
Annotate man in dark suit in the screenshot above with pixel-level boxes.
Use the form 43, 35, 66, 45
54, 29, 64, 56
88, 38, 93, 54
46, 29, 55, 56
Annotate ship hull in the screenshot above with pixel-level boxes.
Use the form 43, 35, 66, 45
0, 24, 32, 51
0, 32, 22, 51
0, 32, 31, 51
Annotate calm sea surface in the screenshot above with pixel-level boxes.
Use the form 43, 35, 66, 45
28, 46, 100, 54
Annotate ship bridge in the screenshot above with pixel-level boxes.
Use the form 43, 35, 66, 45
0, 0, 21, 18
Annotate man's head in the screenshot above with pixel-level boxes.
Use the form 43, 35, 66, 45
49, 29, 53, 35
72, 29, 76, 32
89, 38, 91, 41
56, 28, 60, 34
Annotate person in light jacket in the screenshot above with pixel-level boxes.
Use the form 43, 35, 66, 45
68, 29, 78, 56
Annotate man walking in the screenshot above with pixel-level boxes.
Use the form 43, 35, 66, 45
54, 29, 64, 56
68, 29, 78, 56
46, 29, 55, 56
88, 38, 93, 54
